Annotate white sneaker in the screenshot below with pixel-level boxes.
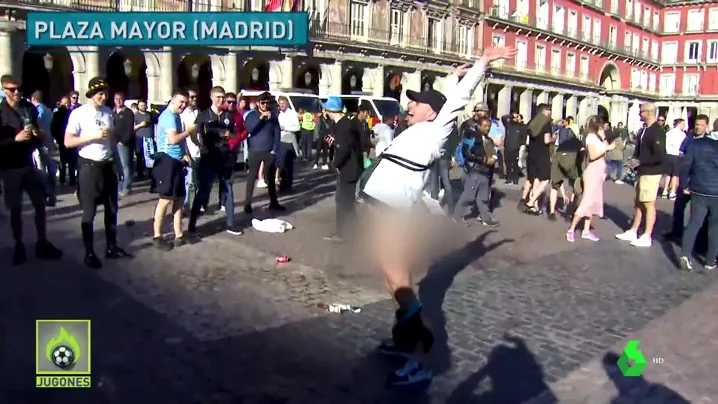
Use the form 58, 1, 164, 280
630, 236, 652, 247
615, 180, 625, 185
257, 179, 267, 188
313, 164, 318, 169
615, 231, 638, 242
321, 165, 329, 170
438, 189, 445, 200
220, 206, 226, 212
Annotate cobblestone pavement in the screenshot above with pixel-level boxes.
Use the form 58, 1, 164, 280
1, 167, 715, 403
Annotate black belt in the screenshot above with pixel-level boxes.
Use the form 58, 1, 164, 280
79, 157, 113, 166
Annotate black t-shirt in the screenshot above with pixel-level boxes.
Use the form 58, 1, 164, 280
0, 100, 41, 170
196, 108, 236, 158
528, 121, 552, 162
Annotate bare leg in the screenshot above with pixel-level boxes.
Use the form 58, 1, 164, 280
643, 201, 657, 238
153, 199, 170, 238
171, 199, 183, 238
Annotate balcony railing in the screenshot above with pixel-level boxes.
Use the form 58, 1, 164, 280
492, 60, 594, 83
309, 22, 467, 59
5, 0, 249, 11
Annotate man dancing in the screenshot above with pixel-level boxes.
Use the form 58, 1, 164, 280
359, 47, 516, 385
64, 77, 131, 269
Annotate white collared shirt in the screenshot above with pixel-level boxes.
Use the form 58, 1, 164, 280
180, 107, 200, 159
66, 104, 114, 161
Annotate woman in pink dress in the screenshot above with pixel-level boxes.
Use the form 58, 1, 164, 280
566, 116, 616, 242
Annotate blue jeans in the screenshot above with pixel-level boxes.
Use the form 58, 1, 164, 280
117, 142, 134, 192
184, 158, 199, 210
277, 142, 295, 190
681, 194, 718, 263
189, 159, 234, 229
37, 148, 57, 199
428, 158, 454, 215
606, 159, 623, 181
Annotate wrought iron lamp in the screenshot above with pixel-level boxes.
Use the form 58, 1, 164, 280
43, 53, 53, 72
349, 75, 356, 88
190, 63, 200, 80
123, 58, 132, 76
304, 71, 312, 86
251, 67, 259, 82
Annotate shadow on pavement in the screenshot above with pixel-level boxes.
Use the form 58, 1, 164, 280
446, 335, 557, 404
602, 352, 689, 403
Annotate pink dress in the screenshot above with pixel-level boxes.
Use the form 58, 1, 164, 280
575, 133, 606, 218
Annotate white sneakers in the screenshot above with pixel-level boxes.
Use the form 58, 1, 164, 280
256, 179, 267, 188
615, 230, 652, 247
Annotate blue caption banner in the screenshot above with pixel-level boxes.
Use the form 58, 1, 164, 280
27, 12, 309, 47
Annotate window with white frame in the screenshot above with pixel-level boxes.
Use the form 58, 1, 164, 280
593, 19, 601, 45
631, 69, 640, 88
567, 10, 578, 36
566, 53, 576, 76
349, 0, 368, 39
516, 40, 528, 68
710, 8, 718, 30
634, 1, 641, 21
250, 0, 264, 11
653, 11, 659, 31
660, 74, 675, 96
664, 12, 680, 33
537, 0, 550, 30
535, 44, 546, 70
610, 0, 618, 14
427, 18, 442, 53
642, 37, 649, 56
582, 15, 591, 41
687, 9, 704, 31
643, 6, 650, 26
390, 9, 404, 45
624, 30, 631, 50
457, 25, 472, 57
551, 48, 561, 74
661, 41, 677, 63
609, 26, 618, 48
632, 33, 639, 53
580, 55, 589, 78
651, 40, 658, 60
626, 0, 633, 18
640, 71, 648, 89
683, 74, 699, 95
493, 35, 506, 66
649, 73, 656, 92
553, 5, 565, 34
304, 0, 326, 28
708, 40, 718, 62
685, 41, 701, 63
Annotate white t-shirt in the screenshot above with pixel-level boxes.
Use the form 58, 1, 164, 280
585, 132, 607, 154
373, 123, 394, 156
362, 60, 488, 208
66, 104, 114, 161
665, 128, 686, 156
180, 107, 200, 159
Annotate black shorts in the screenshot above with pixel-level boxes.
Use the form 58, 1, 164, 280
153, 153, 186, 200
527, 156, 551, 182
666, 155, 682, 176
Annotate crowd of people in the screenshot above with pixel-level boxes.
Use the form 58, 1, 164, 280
0, 44, 716, 385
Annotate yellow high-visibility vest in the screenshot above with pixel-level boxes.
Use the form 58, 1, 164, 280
300, 112, 315, 130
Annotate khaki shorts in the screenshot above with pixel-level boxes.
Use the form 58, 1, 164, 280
2, 167, 47, 210
635, 174, 662, 203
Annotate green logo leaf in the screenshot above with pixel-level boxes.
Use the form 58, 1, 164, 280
45, 327, 82, 364
617, 340, 647, 377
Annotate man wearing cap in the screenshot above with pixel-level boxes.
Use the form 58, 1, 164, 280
322, 96, 363, 242
474, 102, 505, 179
358, 47, 516, 385
64, 77, 131, 269
0, 75, 63, 265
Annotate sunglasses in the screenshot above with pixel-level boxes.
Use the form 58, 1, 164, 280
258, 101, 268, 105
227, 100, 236, 104
4, 86, 19, 93
189, 95, 196, 99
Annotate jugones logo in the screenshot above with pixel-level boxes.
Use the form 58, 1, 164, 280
36, 319, 92, 388
617, 340, 648, 377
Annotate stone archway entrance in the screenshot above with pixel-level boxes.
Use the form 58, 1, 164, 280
22, 47, 74, 106
384, 71, 403, 100
342, 68, 363, 94
599, 63, 621, 91
240, 60, 270, 91
597, 104, 609, 123
294, 64, 320, 94
106, 50, 148, 101
177, 55, 212, 108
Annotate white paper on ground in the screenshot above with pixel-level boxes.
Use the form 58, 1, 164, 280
251, 218, 295, 233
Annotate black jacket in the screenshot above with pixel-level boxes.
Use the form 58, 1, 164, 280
112, 106, 135, 144
332, 116, 363, 183
634, 122, 666, 176
51, 106, 71, 147
349, 115, 371, 154
462, 133, 494, 175
502, 116, 527, 151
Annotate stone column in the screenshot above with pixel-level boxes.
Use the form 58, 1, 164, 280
577, 97, 589, 125
565, 95, 578, 120
145, 51, 161, 103
372, 66, 385, 97
224, 51, 238, 92
157, 47, 173, 102
281, 56, 293, 89
330, 61, 342, 95
268, 60, 282, 91
0, 29, 14, 77
318, 63, 332, 97
497, 85, 512, 119
536, 91, 549, 106
400, 71, 421, 107
82, 47, 101, 101
551, 93, 564, 121
360, 67, 374, 94
519, 88, 533, 122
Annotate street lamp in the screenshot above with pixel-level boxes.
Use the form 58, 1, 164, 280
304, 71, 312, 86
349, 75, 356, 88
43, 53, 53, 72
251, 67, 259, 82
123, 58, 132, 76
190, 63, 200, 80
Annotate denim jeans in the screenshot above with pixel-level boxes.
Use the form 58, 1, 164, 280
454, 171, 493, 222
33, 148, 57, 199
184, 158, 199, 210
242, 139, 249, 166
606, 159, 623, 181
189, 159, 235, 229
117, 142, 134, 192
681, 194, 718, 263
428, 158, 455, 215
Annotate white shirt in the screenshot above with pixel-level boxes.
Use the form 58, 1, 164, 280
362, 60, 487, 208
278, 108, 300, 135
373, 123, 394, 156
665, 128, 686, 156
180, 107, 200, 159
66, 104, 114, 161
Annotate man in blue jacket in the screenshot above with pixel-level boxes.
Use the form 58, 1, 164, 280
243, 92, 285, 214
678, 121, 718, 272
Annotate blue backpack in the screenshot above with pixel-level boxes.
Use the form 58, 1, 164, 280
454, 137, 475, 167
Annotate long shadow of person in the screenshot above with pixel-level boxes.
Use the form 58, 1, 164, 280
446, 334, 556, 403
602, 352, 689, 403
418, 231, 513, 376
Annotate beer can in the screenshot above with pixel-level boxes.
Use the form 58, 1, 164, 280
276, 255, 290, 263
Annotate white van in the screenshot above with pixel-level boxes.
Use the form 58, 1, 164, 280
335, 93, 402, 122
239, 89, 322, 113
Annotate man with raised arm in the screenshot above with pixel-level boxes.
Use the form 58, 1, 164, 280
358, 47, 516, 386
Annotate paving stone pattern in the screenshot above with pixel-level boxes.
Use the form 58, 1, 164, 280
1, 168, 715, 403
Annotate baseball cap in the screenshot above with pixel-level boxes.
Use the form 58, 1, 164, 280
406, 89, 446, 114
474, 102, 489, 112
